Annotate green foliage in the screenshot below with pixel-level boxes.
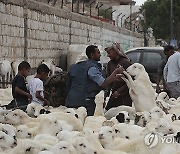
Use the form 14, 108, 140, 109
141, 0, 180, 42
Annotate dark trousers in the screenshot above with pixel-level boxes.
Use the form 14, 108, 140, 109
105, 93, 132, 111
85, 97, 96, 116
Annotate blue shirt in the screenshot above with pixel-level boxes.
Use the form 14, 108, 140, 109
88, 66, 105, 86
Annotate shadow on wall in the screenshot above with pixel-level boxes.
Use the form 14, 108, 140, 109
59, 54, 67, 71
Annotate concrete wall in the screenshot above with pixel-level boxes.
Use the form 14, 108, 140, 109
0, 0, 153, 69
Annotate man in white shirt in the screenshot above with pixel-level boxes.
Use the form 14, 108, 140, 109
28, 64, 50, 106
164, 45, 180, 99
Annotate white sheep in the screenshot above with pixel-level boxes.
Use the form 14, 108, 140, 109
4, 109, 38, 126
83, 116, 106, 133
48, 112, 83, 131
11, 61, 21, 76
16, 125, 31, 139
72, 136, 97, 154
134, 111, 151, 127
121, 63, 156, 112
57, 130, 79, 144
34, 134, 59, 145
0, 60, 11, 84
0, 131, 17, 151
104, 105, 136, 120
76, 107, 87, 124
30, 114, 62, 136
8, 139, 38, 154
50, 141, 77, 154
0, 123, 16, 140
113, 123, 144, 140
94, 90, 105, 116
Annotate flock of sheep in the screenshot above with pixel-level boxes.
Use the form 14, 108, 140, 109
0, 61, 180, 154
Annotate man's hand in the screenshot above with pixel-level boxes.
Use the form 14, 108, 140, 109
44, 100, 51, 106
113, 66, 124, 74
27, 93, 32, 101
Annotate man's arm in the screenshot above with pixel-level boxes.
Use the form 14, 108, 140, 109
36, 91, 50, 106
15, 87, 32, 100
88, 67, 123, 89
163, 63, 168, 83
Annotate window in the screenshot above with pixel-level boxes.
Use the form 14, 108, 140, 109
142, 52, 162, 67
126, 52, 141, 63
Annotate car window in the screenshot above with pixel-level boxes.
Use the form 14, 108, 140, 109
126, 52, 141, 63
142, 52, 163, 67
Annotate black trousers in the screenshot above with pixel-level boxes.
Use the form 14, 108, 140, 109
85, 97, 96, 116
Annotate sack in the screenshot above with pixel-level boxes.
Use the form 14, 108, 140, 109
44, 72, 67, 107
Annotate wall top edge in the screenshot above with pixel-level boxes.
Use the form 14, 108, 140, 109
0, 0, 143, 38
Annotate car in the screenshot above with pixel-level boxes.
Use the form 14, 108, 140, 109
125, 47, 165, 83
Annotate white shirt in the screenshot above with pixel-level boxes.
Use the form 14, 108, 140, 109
164, 52, 180, 83
27, 78, 44, 105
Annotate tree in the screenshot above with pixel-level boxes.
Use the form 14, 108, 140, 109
141, 0, 180, 42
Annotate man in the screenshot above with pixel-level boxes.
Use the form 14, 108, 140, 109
104, 43, 132, 110
163, 45, 180, 99
66, 53, 88, 108
84, 45, 123, 116
156, 45, 174, 93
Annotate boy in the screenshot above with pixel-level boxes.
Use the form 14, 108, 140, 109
12, 61, 32, 107
27, 64, 50, 106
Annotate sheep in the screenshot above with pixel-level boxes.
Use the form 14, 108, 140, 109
82, 132, 129, 154
104, 105, 136, 120
65, 108, 79, 118
30, 114, 62, 136
34, 134, 59, 145
0, 131, 17, 151
134, 111, 151, 127
57, 130, 79, 144
155, 100, 171, 114
0, 123, 16, 140
83, 116, 106, 133
0, 109, 10, 123
4, 109, 38, 126
50, 141, 77, 154
156, 92, 169, 102
121, 63, 156, 112
11, 61, 21, 76
58, 120, 73, 131
7, 139, 38, 154
113, 123, 144, 140
16, 125, 31, 139
0, 88, 13, 106
94, 90, 105, 116
26, 103, 50, 118
48, 112, 83, 131
72, 136, 97, 154
98, 126, 130, 150
0, 60, 11, 87
76, 107, 87, 124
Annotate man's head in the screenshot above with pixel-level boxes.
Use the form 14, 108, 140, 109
18, 61, 31, 77
37, 64, 50, 80
105, 46, 119, 61
86, 45, 101, 61
164, 45, 174, 58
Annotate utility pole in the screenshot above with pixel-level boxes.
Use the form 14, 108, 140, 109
170, 0, 173, 39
